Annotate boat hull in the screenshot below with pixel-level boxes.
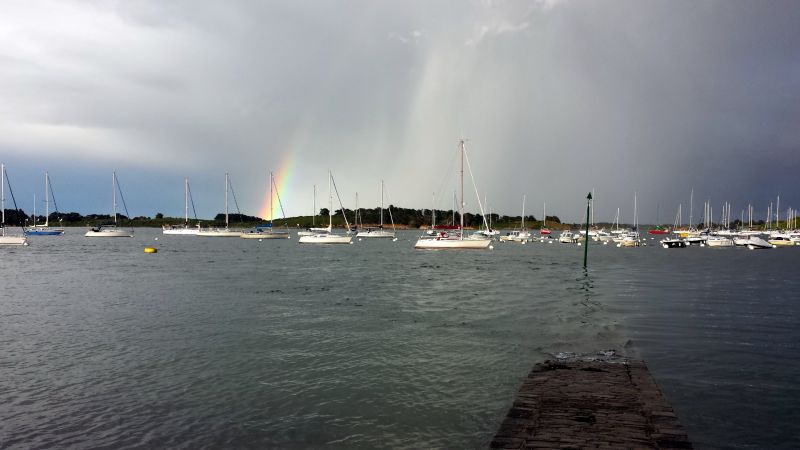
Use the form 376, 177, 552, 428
0, 235, 28, 245
356, 230, 395, 238
85, 229, 133, 237
298, 234, 352, 244
25, 228, 65, 236
241, 232, 290, 239
706, 238, 734, 247
162, 227, 200, 235
661, 239, 686, 248
414, 237, 491, 249
197, 229, 242, 237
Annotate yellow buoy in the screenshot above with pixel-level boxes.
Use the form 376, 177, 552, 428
144, 247, 157, 254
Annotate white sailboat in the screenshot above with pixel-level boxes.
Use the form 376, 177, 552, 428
298, 171, 353, 244
85, 171, 134, 237
357, 180, 395, 238
25, 172, 65, 236
197, 172, 242, 237
298, 184, 329, 237
501, 194, 531, 242
1, 163, 29, 246
242, 171, 290, 239
415, 140, 491, 250
163, 178, 201, 235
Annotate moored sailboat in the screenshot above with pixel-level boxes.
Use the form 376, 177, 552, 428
85, 171, 134, 238
25, 172, 65, 236
242, 171, 290, 239
298, 171, 353, 244
163, 178, 201, 235
197, 172, 242, 237
356, 180, 395, 238
0, 164, 29, 246
415, 140, 491, 250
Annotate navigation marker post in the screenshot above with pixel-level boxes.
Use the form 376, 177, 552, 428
584, 192, 592, 268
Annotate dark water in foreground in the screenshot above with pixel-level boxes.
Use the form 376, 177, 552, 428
1, 229, 798, 449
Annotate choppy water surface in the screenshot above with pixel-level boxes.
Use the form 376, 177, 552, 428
1, 229, 798, 449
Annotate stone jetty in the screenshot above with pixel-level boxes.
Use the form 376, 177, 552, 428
491, 357, 692, 449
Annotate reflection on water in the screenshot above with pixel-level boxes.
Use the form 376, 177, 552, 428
0, 230, 798, 448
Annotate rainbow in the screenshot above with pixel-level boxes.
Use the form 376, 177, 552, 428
258, 153, 294, 220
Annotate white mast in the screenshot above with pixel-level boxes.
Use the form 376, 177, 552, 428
44, 172, 50, 226
32, 193, 36, 227
269, 171, 274, 225
312, 184, 316, 227
459, 140, 465, 240
184, 177, 189, 224
225, 172, 229, 229
689, 188, 694, 229
328, 171, 333, 232
112, 171, 117, 225
543, 202, 546, 229
380, 180, 384, 228
522, 194, 526, 229
777, 195, 780, 226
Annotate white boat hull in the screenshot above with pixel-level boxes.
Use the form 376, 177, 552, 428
241, 231, 290, 239
414, 237, 491, 249
706, 237, 734, 247
85, 229, 133, 238
0, 235, 28, 245
197, 229, 242, 237
356, 230, 395, 238
162, 228, 200, 235
298, 234, 352, 244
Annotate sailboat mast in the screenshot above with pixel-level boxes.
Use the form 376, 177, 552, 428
380, 180, 384, 228
44, 172, 50, 226
269, 172, 274, 225
328, 171, 333, 230
522, 194, 526, 229
113, 171, 117, 225
312, 184, 316, 226
459, 140, 465, 240
184, 177, 189, 224
543, 202, 546, 228
1, 164, 4, 231
225, 172, 229, 228
32, 193, 36, 227
689, 189, 694, 228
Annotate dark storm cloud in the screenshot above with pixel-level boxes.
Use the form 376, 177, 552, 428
0, 0, 797, 222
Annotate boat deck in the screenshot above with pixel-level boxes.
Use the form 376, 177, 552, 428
491, 358, 692, 449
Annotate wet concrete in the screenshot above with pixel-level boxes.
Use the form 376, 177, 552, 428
492, 358, 692, 449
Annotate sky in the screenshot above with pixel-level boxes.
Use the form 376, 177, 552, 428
1, 0, 798, 224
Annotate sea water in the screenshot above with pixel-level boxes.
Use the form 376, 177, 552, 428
1, 229, 798, 448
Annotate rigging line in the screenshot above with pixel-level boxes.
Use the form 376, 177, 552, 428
227, 178, 244, 224
114, 173, 132, 227
187, 182, 199, 221
271, 173, 289, 229
462, 144, 490, 230
329, 174, 351, 230
47, 175, 60, 217
381, 184, 397, 231
3, 167, 24, 228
